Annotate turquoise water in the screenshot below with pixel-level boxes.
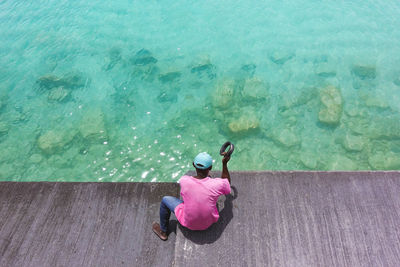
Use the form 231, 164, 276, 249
1, 0, 400, 182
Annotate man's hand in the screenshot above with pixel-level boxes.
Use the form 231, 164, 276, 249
221, 152, 231, 184
221, 152, 230, 165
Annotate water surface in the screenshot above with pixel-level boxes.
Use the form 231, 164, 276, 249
1, 0, 400, 181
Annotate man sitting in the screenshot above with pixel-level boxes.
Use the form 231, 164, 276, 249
152, 151, 231, 240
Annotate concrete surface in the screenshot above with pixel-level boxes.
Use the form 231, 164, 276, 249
1, 171, 400, 267
0, 182, 179, 267
174, 171, 400, 267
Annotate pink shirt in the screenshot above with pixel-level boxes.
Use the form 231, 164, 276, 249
174, 175, 231, 230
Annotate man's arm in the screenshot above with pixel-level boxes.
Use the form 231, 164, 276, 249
221, 153, 231, 184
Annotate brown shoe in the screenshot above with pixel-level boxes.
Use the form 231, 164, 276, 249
152, 222, 168, 241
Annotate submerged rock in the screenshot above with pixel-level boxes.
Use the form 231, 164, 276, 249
158, 71, 181, 83
346, 113, 400, 140
8, 110, 28, 123
79, 108, 107, 141
364, 96, 389, 109
37, 75, 64, 90
300, 151, 318, 169
0, 163, 15, 178
351, 64, 376, 79
211, 79, 235, 109
190, 55, 216, 79
342, 133, 366, 152
394, 76, 400, 86
279, 87, 318, 111
369, 152, 400, 170
129, 48, 159, 80
37, 130, 74, 154
270, 51, 294, 65
240, 63, 256, 77
0, 121, 9, 136
275, 129, 300, 147
37, 72, 87, 91
157, 89, 178, 103
62, 71, 87, 89
104, 47, 122, 71
315, 63, 336, 77
328, 155, 358, 170
228, 108, 259, 134
318, 86, 343, 125
0, 94, 8, 112
241, 77, 269, 101
48, 87, 70, 102
131, 49, 157, 66
29, 153, 43, 164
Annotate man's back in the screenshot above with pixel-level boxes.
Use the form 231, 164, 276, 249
174, 175, 231, 230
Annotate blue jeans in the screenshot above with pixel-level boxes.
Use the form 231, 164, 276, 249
160, 196, 183, 232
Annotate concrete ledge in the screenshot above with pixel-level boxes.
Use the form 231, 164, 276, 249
0, 182, 179, 267
1, 171, 400, 267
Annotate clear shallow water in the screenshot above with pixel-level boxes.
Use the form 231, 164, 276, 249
1, 0, 400, 182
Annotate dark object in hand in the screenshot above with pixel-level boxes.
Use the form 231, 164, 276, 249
220, 141, 234, 157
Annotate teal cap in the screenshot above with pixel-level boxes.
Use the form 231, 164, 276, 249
193, 152, 213, 170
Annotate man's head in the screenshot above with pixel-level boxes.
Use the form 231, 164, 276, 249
193, 152, 213, 176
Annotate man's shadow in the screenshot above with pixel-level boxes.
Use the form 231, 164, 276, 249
170, 186, 238, 244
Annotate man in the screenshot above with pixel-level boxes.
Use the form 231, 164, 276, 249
152, 151, 231, 240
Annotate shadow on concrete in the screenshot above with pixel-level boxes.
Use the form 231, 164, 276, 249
168, 219, 178, 236
178, 186, 238, 244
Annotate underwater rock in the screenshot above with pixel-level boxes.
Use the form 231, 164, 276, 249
228, 108, 259, 134
275, 129, 300, 147
241, 77, 269, 101
346, 113, 400, 140
359, 91, 389, 109
157, 89, 178, 103
278, 87, 318, 111
158, 71, 181, 83
315, 63, 336, 77
300, 151, 318, 169
37, 130, 74, 154
37, 72, 87, 91
394, 77, 400, 86
104, 47, 122, 71
48, 154, 71, 168
318, 86, 343, 125
351, 77, 377, 90
8, 110, 28, 123
371, 116, 400, 139
351, 65, 376, 79
79, 108, 107, 141
328, 155, 358, 170
131, 49, 157, 66
369, 152, 400, 170
190, 55, 216, 79
270, 51, 294, 65
0, 121, 9, 136
241, 64, 256, 77
29, 153, 43, 164
132, 64, 159, 81
48, 87, 70, 102
0, 163, 15, 178
211, 79, 235, 109
343, 133, 366, 152
364, 97, 389, 109
37, 75, 64, 90
112, 81, 136, 106
63, 71, 87, 89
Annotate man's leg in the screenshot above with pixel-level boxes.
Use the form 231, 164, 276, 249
159, 196, 183, 232
153, 196, 183, 240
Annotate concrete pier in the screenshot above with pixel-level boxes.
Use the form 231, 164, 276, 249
1, 171, 400, 266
